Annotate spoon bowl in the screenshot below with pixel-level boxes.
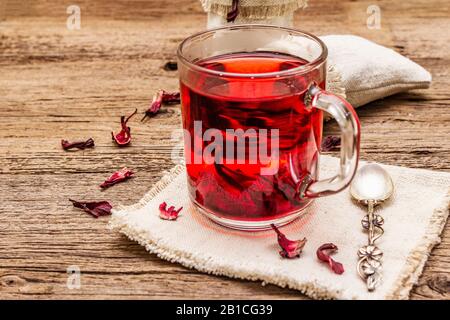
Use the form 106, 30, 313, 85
350, 163, 394, 204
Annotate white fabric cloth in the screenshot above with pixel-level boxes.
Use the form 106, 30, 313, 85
322, 35, 432, 108
110, 156, 449, 300
207, 12, 295, 28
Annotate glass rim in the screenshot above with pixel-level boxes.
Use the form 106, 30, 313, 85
177, 24, 328, 79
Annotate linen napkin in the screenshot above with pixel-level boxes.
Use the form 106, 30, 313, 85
110, 156, 449, 300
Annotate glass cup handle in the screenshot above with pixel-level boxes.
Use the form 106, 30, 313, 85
301, 84, 361, 198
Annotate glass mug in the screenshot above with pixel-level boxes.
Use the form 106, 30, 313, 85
177, 25, 360, 230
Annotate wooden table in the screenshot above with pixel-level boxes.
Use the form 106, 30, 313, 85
1, 0, 449, 299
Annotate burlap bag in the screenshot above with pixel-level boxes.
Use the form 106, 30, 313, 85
201, 0, 307, 27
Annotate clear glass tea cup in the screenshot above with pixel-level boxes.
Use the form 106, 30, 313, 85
178, 25, 360, 230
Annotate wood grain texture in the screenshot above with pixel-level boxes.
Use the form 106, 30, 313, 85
0, 0, 449, 299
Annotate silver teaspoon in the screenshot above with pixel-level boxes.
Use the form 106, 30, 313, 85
350, 163, 394, 291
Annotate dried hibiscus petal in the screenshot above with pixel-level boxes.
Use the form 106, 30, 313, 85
69, 199, 112, 218
142, 90, 181, 121
61, 138, 94, 150
316, 243, 345, 274
321, 135, 341, 151
162, 91, 181, 104
100, 167, 134, 189
142, 90, 163, 120
163, 61, 178, 71
227, 0, 239, 22
271, 224, 307, 259
111, 109, 137, 146
159, 202, 182, 221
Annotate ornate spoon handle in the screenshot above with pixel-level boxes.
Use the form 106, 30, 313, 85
357, 200, 384, 291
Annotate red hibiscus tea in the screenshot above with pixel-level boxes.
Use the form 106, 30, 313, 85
180, 52, 324, 225
178, 26, 360, 230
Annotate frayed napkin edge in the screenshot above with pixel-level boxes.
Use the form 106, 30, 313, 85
109, 217, 347, 300
386, 190, 450, 299
109, 162, 449, 300
109, 165, 348, 300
